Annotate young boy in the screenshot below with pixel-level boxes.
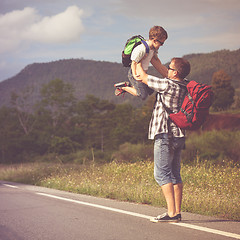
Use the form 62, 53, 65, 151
114, 26, 168, 100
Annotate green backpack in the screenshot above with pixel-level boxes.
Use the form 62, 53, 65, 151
122, 35, 149, 67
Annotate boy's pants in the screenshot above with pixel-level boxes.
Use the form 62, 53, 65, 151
128, 69, 153, 100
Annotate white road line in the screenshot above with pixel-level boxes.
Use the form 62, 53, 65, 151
171, 222, 240, 239
37, 192, 240, 240
3, 184, 19, 189
36, 192, 152, 219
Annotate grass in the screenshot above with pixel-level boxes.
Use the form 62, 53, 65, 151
182, 130, 240, 165
0, 160, 239, 221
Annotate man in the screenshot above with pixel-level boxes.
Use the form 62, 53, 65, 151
136, 57, 191, 222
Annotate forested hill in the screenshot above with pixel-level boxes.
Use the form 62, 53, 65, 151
0, 60, 135, 107
0, 48, 239, 108
184, 49, 240, 87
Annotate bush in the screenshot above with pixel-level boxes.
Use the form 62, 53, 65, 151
49, 136, 80, 155
182, 130, 240, 164
112, 142, 153, 163
73, 149, 113, 164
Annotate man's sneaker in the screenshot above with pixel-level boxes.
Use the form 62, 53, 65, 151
177, 213, 182, 221
115, 88, 126, 96
150, 213, 180, 223
114, 82, 131, 88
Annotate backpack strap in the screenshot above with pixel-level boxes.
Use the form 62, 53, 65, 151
156, 92, 172, 114
171, 79, 189, 87
141, 40, 149, 54
157, 79, 189, 115
180, 93, 195, 122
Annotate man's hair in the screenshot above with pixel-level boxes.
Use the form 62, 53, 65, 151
172, 58, 191, 79
149, 26, 168, 41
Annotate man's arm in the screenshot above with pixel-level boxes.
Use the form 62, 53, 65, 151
135, 63, 148, 84
136, 63, 168, 92
131, 60, 147, 80
131, 60, 140, 79
151, 55, 168, 78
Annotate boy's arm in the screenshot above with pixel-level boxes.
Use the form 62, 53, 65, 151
151, 55, 168, 78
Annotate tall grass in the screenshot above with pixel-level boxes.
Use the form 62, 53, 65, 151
1, 130, 239, 220
0, 160, 239, 221
182, 162, 239, 219
182, 130, 240, 164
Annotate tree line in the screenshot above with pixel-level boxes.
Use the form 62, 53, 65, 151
0, 70, 237, 164
0, 79, 153, 164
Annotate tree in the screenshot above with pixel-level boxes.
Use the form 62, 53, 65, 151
39, 79, 76, 129
73, 95, 115, 151
211, 69, 235, 111
108, 103, 135, 148
11, 87, 36, 135
0, 107, 23, 163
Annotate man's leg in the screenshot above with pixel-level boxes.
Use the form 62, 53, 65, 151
173, 183, 183, 214
171, 137, 185, 215
154, 134, 177, 217
161, 182, 176, 217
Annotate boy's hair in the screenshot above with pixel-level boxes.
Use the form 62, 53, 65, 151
149, 26, 168, 41
172, 58, 191, 79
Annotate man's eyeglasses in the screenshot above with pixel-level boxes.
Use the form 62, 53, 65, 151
156, 39, 164, 45
168, 66, 176, 71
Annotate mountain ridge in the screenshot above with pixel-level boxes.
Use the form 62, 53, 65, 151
0, 48, 239, 108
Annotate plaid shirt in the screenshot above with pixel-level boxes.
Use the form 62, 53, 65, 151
147, 75, 187, 139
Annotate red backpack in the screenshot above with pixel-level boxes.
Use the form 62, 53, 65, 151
169, 80, 214, 130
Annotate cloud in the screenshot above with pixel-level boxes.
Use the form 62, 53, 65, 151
185, 30, 240, 50
111, 0, 240, 55
25, 6, 84, 43
0, 5, 85, 54
116, 0, 240, 17
113, 0, 240, 29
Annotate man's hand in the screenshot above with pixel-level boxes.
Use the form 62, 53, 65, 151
134, 74, 142, 81
131, 61, 143, 81
136, 64, 148, 84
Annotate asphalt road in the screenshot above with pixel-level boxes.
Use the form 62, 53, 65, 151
0, 181, 239, 240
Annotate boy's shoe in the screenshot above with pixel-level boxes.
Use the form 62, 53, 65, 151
150, 213, 180, 223
114, 82, 131, 88
115, 88, 126, 96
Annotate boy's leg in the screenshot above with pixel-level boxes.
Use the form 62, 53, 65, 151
114, 82, 134, 96
128, 69, 148, 99
114, 85, 138, 97
122, 86, 138, 96
114, 77, 137, 97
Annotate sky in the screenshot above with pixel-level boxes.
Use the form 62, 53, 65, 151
0, 0, 240, 81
